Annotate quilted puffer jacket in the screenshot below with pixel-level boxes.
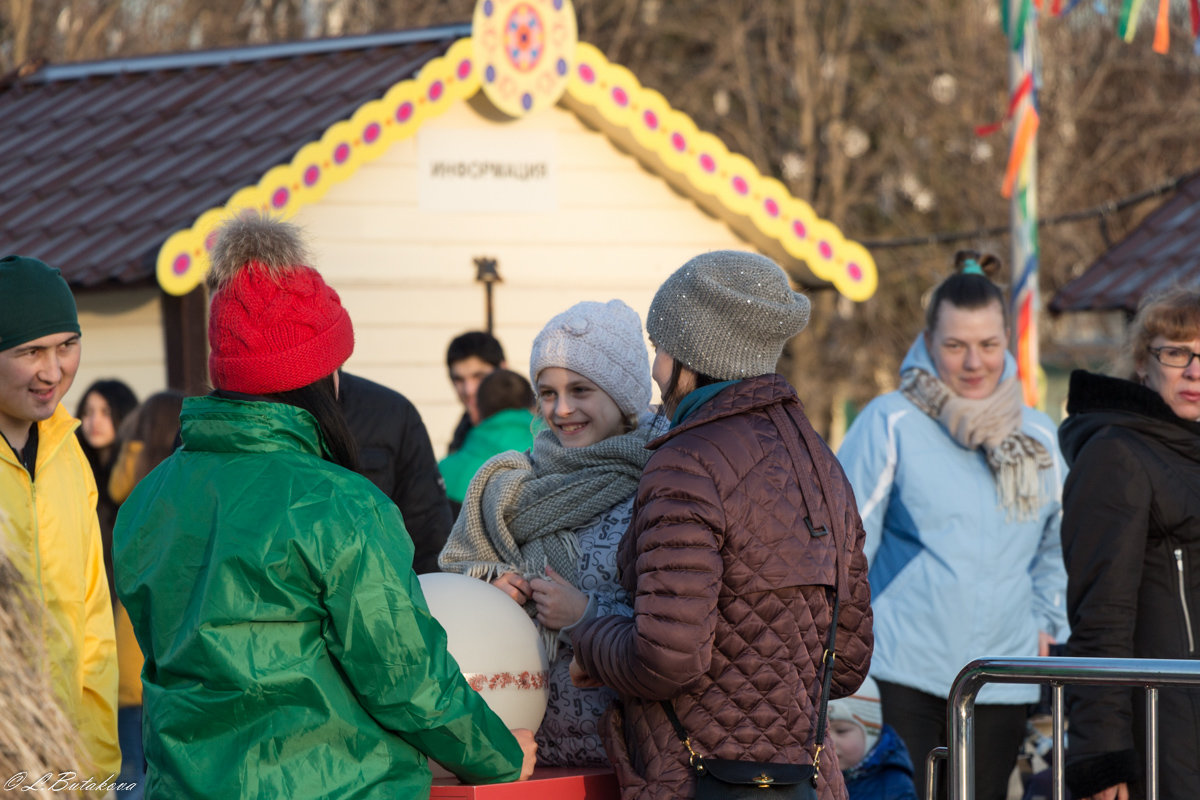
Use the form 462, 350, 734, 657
573, 374, 874, 800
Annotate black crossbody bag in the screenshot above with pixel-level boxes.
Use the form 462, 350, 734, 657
660, 590, 839, 800
660, 403, 845, 799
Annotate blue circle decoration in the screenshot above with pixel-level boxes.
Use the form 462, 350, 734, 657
553, 0, 563, 8
486, 65, 496, 83
521, 92, 533, 111
556, 58, 567, 76
484, 0, 494, 16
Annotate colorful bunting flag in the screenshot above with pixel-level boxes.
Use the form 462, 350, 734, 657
1002, 106, 1039, 199
1154, 0, 1171, 53
976, 73, 1034, 137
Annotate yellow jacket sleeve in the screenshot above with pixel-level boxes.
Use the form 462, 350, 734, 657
107, 440, 143, 504
115, 601, 144, 708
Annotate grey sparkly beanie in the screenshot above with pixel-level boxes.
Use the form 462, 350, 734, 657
647, 250, 811, 379
529, 299, 652, 418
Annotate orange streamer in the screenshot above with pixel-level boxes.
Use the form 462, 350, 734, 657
1017, 293, 1037, 407
1154, 0, 1171, 53
1001, 108, 1039, 199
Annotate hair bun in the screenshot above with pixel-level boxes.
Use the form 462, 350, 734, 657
953, 250, 1003, 280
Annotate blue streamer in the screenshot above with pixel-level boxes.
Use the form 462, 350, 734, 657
1015, 254, 1039, 298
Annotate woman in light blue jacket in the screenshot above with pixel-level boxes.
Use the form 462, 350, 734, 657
837, 252, 1068, 800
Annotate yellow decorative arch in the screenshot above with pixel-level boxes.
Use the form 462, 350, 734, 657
157, 34, 877, 300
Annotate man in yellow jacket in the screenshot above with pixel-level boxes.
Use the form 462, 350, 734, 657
0, 255, 120, 781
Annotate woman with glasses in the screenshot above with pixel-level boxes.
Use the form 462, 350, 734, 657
1057, 287, 1200, 800
837, 251, 1068, 800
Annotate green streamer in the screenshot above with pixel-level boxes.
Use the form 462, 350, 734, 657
1012, 0, 1033, 51
1118, 0, 1135, 38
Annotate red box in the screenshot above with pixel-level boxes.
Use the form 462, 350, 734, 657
430, 767, 619, 799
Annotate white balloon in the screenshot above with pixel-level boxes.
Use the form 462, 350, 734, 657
418, 572, 550, 778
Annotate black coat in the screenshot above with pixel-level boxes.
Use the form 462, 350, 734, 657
1058, 370, 1200, 799
339, 371, 452, 574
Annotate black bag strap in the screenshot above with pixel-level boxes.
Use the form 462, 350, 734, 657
661, 587, 841, 775
661, 396, 846, 780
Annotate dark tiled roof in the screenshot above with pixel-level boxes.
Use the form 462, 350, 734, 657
1050, 170, 1200, 313
0, 26, 468, 289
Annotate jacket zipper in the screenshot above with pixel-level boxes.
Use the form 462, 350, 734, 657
1174, 548, 1195, 655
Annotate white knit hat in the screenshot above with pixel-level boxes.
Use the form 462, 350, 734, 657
529, 299, 652, 418
828, 675, 883, 755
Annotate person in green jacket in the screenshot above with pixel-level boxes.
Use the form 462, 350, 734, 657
112, 213, 536, 799
439, 368, 537, 507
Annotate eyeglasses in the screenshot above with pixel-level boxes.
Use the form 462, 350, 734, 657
1148, 346, 1200, 368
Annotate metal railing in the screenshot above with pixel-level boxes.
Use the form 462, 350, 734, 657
939, 656, 1200, 800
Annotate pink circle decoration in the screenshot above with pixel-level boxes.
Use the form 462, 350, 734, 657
792, 220, 807, 239
643, 110, 658, 130
272, 187, 289, 208
764, 198, 780, 217
732, 176, 749, 195
303, 165, 320, 186
612, 86, 628, 107
172, 254, 190, 276
363, 122, 381, 144
429, 81, 444, 101
334, 143, 351, 164
671, 132, 686, 152
819, 241, 833, 260
848, 263, 863, 282
505, 3, 544, 73
396, 102, 414, 122
579, 63, 595, 83
699, 153, 716, 173
458, 59, 472, 80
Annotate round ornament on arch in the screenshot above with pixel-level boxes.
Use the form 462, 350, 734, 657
472, 0, 578, 118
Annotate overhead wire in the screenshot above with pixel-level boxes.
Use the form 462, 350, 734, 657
858, 169, 1198, 249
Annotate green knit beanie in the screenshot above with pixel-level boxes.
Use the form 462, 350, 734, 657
0, 256, 80, 352
647, 250, 811, 380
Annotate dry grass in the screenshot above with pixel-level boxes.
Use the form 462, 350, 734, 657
0, 511, 89, 796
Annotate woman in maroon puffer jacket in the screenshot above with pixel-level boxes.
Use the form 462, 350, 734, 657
570, 250, 874, 800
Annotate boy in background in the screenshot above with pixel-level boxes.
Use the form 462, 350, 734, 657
829, 676, 918, 800
439, 369, 536, 515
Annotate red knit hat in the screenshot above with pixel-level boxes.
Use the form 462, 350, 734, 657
206, 214, 354, 394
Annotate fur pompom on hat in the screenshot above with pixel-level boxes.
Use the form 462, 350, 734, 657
828, 675, 883, 756
647, 250, 810, 380
206, 213, 354, 394
529, 299, 652, 419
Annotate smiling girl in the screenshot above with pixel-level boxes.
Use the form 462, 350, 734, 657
440, 298, 665, 768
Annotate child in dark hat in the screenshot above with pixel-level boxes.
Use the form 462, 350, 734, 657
829, 676, 919, 800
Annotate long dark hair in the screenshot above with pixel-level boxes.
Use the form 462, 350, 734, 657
126, 390, 186, 486
75, 379, 139, 468
266, 374, 359, 472
658, 357, 722, 419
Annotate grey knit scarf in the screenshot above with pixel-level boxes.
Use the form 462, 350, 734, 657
901, 369, 1053, 521
439, 418, 657, 614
